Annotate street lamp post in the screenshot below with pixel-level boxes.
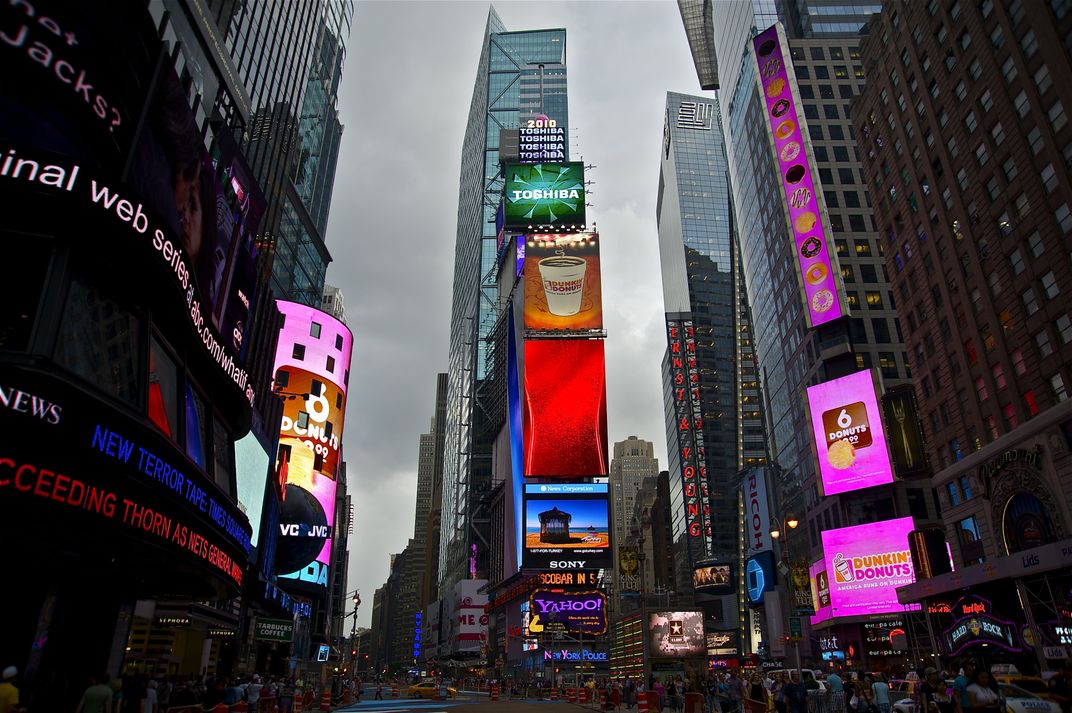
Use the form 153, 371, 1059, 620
769, 515, 801, 677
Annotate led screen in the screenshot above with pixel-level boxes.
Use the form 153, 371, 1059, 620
820, 517, 919, 618
504, 162, 586, 230
746, 552, 776, 605
523, 340, 608, 478
529, 589, 608, 635
649, 611, 705, 657
806, 369, 895, 496
272, 302, 354, 591
809, 558, 832, 625
523, 483, 610, 569
693, 561, 734, 594
881, 386, 931, 477
524, 234, 603, 333
753, 24, 848, 327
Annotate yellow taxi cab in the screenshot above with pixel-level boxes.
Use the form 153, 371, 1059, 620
407, 680, 458, 699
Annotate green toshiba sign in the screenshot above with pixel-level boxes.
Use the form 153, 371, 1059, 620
255, 618, 294, 642
504, 162, 586, 229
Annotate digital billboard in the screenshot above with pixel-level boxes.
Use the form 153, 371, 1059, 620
522, 340, 608, 478
743, 468, 773, 555
746, 552, 776, 605
618, 546, 640, 593
809, 558, 832, 625
504, 162, 586, 230
524, 234, 603, 333
523, 483, 610, 570
518, 117, 567, 163
881, 386, 931, 478
649, 611, 705, 657
753, 24, 848, 328
706, 630, 740, 657
820, 517, 919, 618
806, 369, 895, 496
272, 302, 354, 591
529, 589, 608, 636
693, 561, 734, 594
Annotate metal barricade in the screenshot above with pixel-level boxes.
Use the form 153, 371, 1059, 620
808, 690, 831, 713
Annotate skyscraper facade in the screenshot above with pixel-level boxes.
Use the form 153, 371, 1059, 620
852, 0, 1072, 646
440, 10, 568, 592
657, 91, 768, 567
609, 437, 660, 553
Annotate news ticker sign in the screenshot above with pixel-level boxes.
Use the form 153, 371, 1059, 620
528, 589, 608, 636
0, 369, 250, 591
518, 118, 567, 164
753, 24, 848, 328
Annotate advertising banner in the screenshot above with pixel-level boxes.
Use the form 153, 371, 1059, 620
791, 559, 815, 615
820, 517, 919, 618
504, 162, 586, 230
272, 302, 354, 591
254, 618, 294, 642
881, 386, 931, 477
524, 234, 603, 333
522, 340, 608, 478
746, 552, 776, 605
693, 561, 734, 594
806, 369, 895, 496
453, 579, 489, 652
618, 546, 641, 593
529, 589, 608, 636
809, 558, 832, 625
706, 630, 740, 657
752, 23, 848, 328
743, 468, 772, 555
523, 483, 610, 569
519, 118, 567, 163
649, 611, 705, 657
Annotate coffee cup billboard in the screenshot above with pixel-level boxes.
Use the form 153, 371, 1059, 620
806, 369, 895, 496
525, 234, 603, 332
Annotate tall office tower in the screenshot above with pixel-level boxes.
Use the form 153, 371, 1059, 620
217, 0, 353, 304
610, 437, 660, 550
416, 424, 438, 537
853, 1, 1072, 628
678, 3, 910, 510
421, 373, 449, 612
657, 92, 768, 575
322, 284, 348, 324
440, 9, 568, 592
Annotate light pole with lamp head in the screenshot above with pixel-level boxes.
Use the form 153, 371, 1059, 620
769, 515, 802, 677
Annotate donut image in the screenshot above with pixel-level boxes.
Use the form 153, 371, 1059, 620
805, 262, 828, 285
790, 187, 812, 208
757, 39, 776, 56
775, 120, 796, 139
785, 164, 805, 183
800, 237, 822, 258
794, 211, 817, 233
811, 289, 835, 313
761, 58, 782, 78
772, 99, 791, 118
780, 141, 801, 162
766, 78, 786, 98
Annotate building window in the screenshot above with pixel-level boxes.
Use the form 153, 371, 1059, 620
1016, 193, 1031, 217
866, 291, 884, 308
987, 176, 1001, 200
1028, 126, 1044, 155
991, 25, 1005, 48
1014, 91, 1030, 118
1020, 287, 1037, 315
1037, 330, 1054, 357
980, 90, 994, 112
1041, 164, 1058, 192
1021, 30, 1038, 58
976, 377, 990, 401
991, 122, 1005, 146
1058, 203, 1072, 234
148, 337, 179, 439
1051, 374, 1069, 402
947, 482, 961, 506
326, 355, 335, 373
1057, 314, 1072, 344
1004, 403, 1019, 429
976, 144, 989, 166
1049, 101, 1067, 132
965, 111, 978, 133
1002, 56, 1018, 83
1028, 231, 1045, 257
958, 516, 986, 565
1013, 350, 1027, 375
993, 364, 1008, 390
1035, 65, 1053, 94
1025, 391, 1040, 416
1003, 158, 1018, 182
1041, 271, 1060, 299
292, 343, 305, 360
310, 321, 322, 339
1009, 249, 1025, 275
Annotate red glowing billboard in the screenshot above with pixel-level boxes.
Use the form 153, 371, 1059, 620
805, 369, 895, 496
523, 340, 608, 477
272, 301, 353, 591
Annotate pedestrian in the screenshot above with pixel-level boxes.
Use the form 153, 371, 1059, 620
666, 677, 680, 713
772, 673, 788, 713
921, 668, 953, 713
655, 678, 666, 710
827, 671, 845, 713
140, 680, 158, 713
246, 675, 263, 712
278, 679, 295, 713
871, 674, 891, 713
966, 670, 1001, 713
0, 667, 19, 713
375, 680, 384, 700
953, 664, 975, 713
783, 671, 809, 713
76, 673, 115, 713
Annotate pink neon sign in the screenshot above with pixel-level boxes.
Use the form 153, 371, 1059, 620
806, 369, 895, 496
753, 24, 847, 327
809, 558, 832, 625
821, 518, 920, 618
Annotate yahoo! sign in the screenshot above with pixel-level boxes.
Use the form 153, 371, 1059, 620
529, 589, 608, 636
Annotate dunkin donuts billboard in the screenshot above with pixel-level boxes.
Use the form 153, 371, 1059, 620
805, 369, 895, 496
752, 23, 848, 328
524, 234, 603, 333
820, 518, 919, 617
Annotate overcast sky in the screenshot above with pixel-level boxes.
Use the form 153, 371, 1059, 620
325, 1, 701, 627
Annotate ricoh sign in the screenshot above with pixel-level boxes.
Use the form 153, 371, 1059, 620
744, 469, 772, 554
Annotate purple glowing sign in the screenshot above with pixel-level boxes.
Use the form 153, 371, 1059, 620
821, 518, 919, 618
806, 369, 895, 496
529, 589, 608, 636
809, 558, 832, 625
753, 24, 847, 328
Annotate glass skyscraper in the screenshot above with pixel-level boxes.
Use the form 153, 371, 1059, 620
657, 92, 768, 598
440, 10, 568, 592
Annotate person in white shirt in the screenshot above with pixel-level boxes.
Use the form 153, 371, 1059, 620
142, 680, 158, 713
